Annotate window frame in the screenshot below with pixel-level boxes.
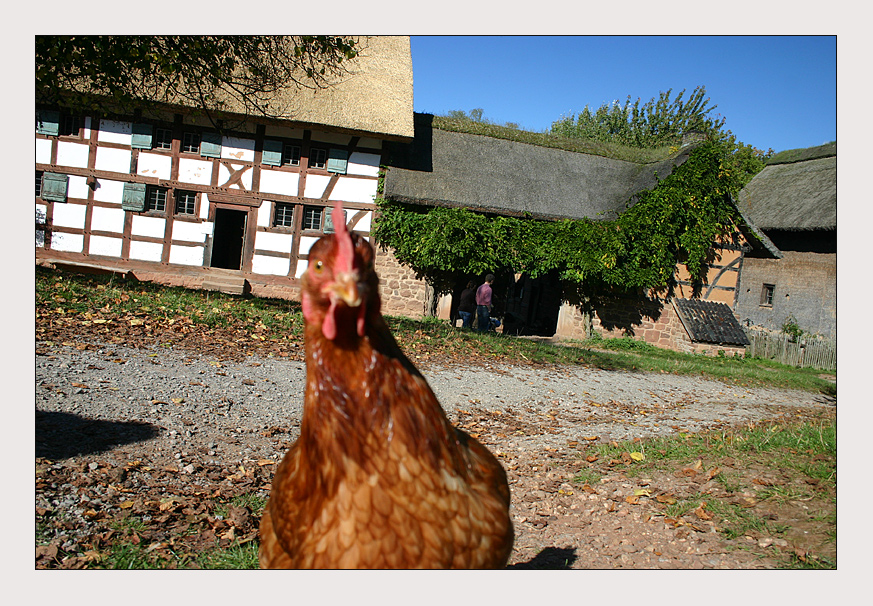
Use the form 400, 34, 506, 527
182, 132, 201, 154
59, 113, 82, 137
273, 202, 295, 228
282, 143, 302, 167
760, 283, 775, 307
309, 147, 327, 170
146, 185, 168, 214
301, 205, 324, 231
35, 171, 43, 197
174, 189, 197, 216
154, 128, 173, 150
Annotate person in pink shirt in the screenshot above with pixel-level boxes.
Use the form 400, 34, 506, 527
475, 274, 495, 332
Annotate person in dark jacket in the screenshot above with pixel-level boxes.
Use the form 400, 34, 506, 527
457, 281, 477, 329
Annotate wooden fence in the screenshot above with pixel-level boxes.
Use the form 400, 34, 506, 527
744, 330, 836, 371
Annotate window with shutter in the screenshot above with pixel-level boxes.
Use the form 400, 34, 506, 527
200, 132, 222, 158
326, 149, 349, 174
121, 182, 147, 212
323, 206, 345, 233
36, 110, 60, 136
131, 123, 154, 149
41, 173, 69, 202
261, 140, 284, 166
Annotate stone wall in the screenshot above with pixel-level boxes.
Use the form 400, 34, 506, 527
734, 251, 836, 337
374, 245, 431, 318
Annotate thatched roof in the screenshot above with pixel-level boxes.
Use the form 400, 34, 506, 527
737, 144, 836, 231
251, 35, 414, 141
383, 114, 700, 221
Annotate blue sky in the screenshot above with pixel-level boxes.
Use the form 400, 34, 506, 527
410, 35, 836, 154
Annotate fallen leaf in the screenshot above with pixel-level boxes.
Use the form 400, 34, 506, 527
118, 500, 134, 509
656, 494, 677, 505
634, 489, 652, 497
694, 502, 713, 521
630, 452, 645, 462
257, 459, 275, 466
586, 455, 598, 463
625, 495, 640, 504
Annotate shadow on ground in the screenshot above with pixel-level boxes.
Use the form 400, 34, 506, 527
36, 410, 160, 460
507, 546, 578, 570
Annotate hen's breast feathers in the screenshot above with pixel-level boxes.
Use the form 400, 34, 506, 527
260, 332, 513, 569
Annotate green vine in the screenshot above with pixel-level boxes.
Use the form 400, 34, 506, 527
375, 139, 763, 301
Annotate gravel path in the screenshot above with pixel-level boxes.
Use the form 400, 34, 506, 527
35, 340, 835, 569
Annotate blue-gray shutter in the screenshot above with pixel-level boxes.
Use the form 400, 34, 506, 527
121, 182, 147, 211
41, 173, 68, 202
200, 132, 222, 158
326, 149, 349, 174
261, 140, 283, 166
36, 110, 60, 136
323, 207, 344, 233
131, 123, 154, 149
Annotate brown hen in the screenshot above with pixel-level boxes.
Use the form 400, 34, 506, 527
258, 204, 513, 569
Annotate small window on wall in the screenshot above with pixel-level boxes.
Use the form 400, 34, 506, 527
146, 186, 168, 213
309, 148, 327, 170
59, 114, 82, 137
182, 132, 201, 154
175, 190, 197, 215
760, 283, 775, 307
154, 128, 173, 150
301, 206, 323, 231
274, 202, 295, 227
283, 144, 301, 166
35, 171, 43, 197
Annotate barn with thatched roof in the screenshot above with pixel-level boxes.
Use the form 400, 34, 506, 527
734, 142, 836, 337
382, 115, 768, 353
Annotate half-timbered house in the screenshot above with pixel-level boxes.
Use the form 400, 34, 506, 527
35, 36, 414, 304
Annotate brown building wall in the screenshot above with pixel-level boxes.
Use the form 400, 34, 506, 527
734, 250, 836, 337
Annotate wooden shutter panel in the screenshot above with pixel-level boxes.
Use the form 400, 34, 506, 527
261, 140, 283, 166
41, 173, 68, 202
131, 123, 154, 149
121, 182, 147, 211
200, 132, 222, 158
36, 110, 60, 136
323, 207, 345, 234
326, 149, 349, 174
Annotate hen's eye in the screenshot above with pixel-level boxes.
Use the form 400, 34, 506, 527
313, 260, 325, 273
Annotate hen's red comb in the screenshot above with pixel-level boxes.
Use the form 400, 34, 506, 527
332, 203, 355, 273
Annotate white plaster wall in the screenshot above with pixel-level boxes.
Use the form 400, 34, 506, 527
131, 215, 166, 238
303, 174, 331, 199
66, 175, 90, 200
328, 177, 377, 204
50, 232, 84, 253
218, 163, 253, 190
255, 231, 293, 253
310, 131, 352, 145
95, 147, 132, 173
98, 119, 132, 144
298, 235, 320, 255
200, 195, 211, 219
221, 136, 255, 162
90, 206, 125, 233
178, 158, 213, 185
347, 152, 381, 177
259, 170, 299, 197
295, 259, 308, 278
137, 152, 172, 180
52, 203, 87, 228
36, 229, 45, 247
169, 244, 204, 266
36, 138, 52, 164
252, 254, 291, 276
56, 141, 90, 169
257, 201, 273, 227
129, 240, 163, 262
352, 210, 373, 233
88, 235, 123, 258
172, 221, 207, 243
93, 179, 125, 204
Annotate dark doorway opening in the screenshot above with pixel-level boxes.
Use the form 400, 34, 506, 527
210, 208, 247, 270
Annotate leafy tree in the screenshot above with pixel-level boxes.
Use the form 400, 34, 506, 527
35, 36, 360, 124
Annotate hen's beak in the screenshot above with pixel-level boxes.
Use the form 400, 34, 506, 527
328, 271, 362, 308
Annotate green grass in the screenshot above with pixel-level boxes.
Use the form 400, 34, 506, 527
35, 265, 836, 397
